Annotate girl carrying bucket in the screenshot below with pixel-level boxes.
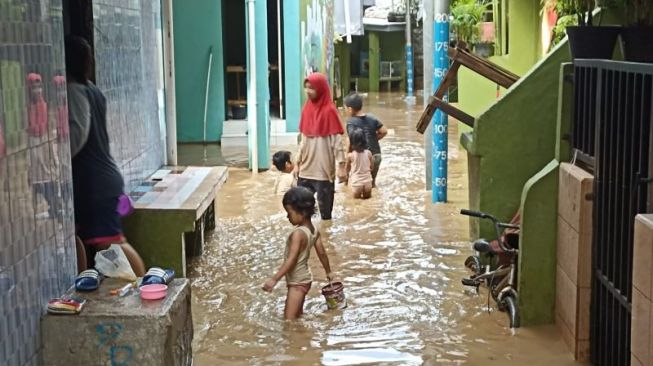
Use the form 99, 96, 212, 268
262, 186, 335, 319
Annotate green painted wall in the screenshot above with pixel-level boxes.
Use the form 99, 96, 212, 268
555, 63, 574, 162
368, 31, 380, 92
457, 0, 541, 135
173, 0, 225, 142
461, 40, 570, 239
518, 160, 559, 325
335, 41, 351, 105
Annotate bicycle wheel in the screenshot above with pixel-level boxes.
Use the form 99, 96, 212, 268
501, 295, 520, 328
464, 255, 482, 275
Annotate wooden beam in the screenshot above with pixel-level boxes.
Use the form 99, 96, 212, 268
455, 49, 518, 88
416, 96, 475, 134
447, 46, 518, 81
416, 45, 519, 134
434, 61, 461, 99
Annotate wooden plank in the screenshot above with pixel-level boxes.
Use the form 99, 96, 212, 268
416, 45, 518, 134
226, 65, 246, 73
454, 48, 518, 88
431, 97, 475, 127
228, 99, 247, 106
416, 96, 475, 133
448, 46, 518, 82
434, 61, 461, 99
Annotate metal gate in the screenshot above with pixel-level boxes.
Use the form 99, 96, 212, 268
573, 60, 653, 366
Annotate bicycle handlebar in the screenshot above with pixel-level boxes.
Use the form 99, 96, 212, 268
460, 208, 519, 252
460, 209, 487, 218
498, 223, 520, 230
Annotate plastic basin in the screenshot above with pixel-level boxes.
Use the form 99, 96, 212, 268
140, 284, 168, 300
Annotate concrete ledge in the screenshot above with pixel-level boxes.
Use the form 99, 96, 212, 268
42, 279, 192, 366
632, 214, 653, 366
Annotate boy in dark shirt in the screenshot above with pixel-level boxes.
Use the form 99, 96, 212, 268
344, 93, 387, 186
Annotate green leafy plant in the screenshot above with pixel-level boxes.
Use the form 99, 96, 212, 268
624, 0, 653, 26
556, 0, 623, 26
540, 0, 578, 49
451, 0, 490, 44
551, 14, 579, 46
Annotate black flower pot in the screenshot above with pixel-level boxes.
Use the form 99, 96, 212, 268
566, 26, 621, 60
473, 43, 495, 58
621, 26, 653, 63
388, 12, 405, 22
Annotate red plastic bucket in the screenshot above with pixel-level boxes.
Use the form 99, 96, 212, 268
321, 282, 347, 310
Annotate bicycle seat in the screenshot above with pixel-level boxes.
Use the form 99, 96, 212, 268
473, 239, 508, 255
473, 239, 493, 254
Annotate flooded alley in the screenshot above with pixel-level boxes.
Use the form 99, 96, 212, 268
188, 95, 582, 365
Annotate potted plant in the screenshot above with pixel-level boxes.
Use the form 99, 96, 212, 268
561, 0, 622, 59
622, 0, 653, 62
451, 0, 492, 56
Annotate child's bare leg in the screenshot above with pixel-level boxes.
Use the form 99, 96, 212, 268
352, 186, 362, 199
120, 243, 146, 277
284, 286, 307, 320
362, 184, 372, 199
75, 236, 87, 273
92, 240, 146, 277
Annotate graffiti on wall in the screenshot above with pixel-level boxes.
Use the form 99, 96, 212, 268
301, 0, 334, 81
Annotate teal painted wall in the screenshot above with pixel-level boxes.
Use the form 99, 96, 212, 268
284, 1, 302, 132
173, 0, 225, 142
246, 0, 271, 170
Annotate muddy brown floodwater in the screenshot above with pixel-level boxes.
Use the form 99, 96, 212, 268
187, 94, 585, 365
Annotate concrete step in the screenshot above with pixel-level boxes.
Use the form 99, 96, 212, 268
271, 132, 299, 146
222, 119, 287, 135
221, 131, 298, 147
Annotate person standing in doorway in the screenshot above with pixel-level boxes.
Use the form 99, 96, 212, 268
294, 73, 346, 220
65, 36, 145, 276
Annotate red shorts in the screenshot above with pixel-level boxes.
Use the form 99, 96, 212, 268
287, 282, 312, 295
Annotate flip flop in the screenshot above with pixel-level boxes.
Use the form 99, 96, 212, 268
140, 267, 175, 287
47, 296, 86, 315
75, 269, 102, 292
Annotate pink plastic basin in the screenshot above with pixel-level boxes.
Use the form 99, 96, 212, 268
140, 284, 168, 300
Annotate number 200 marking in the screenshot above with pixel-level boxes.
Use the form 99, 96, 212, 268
434, 13, 449, 23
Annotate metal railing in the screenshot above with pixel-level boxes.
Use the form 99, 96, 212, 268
573, 60, 653, 366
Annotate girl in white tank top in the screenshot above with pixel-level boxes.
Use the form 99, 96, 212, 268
262, 187, 335, 319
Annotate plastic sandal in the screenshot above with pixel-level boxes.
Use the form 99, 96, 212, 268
75, 269, 102, 291
141, 267, 175, 287
47, 297, 86, 315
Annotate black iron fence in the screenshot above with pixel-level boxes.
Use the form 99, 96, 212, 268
572, 65, 599, 165
572, 60, 653, 366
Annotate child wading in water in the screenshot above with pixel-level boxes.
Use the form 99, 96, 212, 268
346, 128, 374, 199
262, 187, 334, 319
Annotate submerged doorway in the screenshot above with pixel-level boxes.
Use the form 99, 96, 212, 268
222, 0, 285, 121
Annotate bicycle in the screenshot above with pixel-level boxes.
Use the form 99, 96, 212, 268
460, 209, 521, 328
